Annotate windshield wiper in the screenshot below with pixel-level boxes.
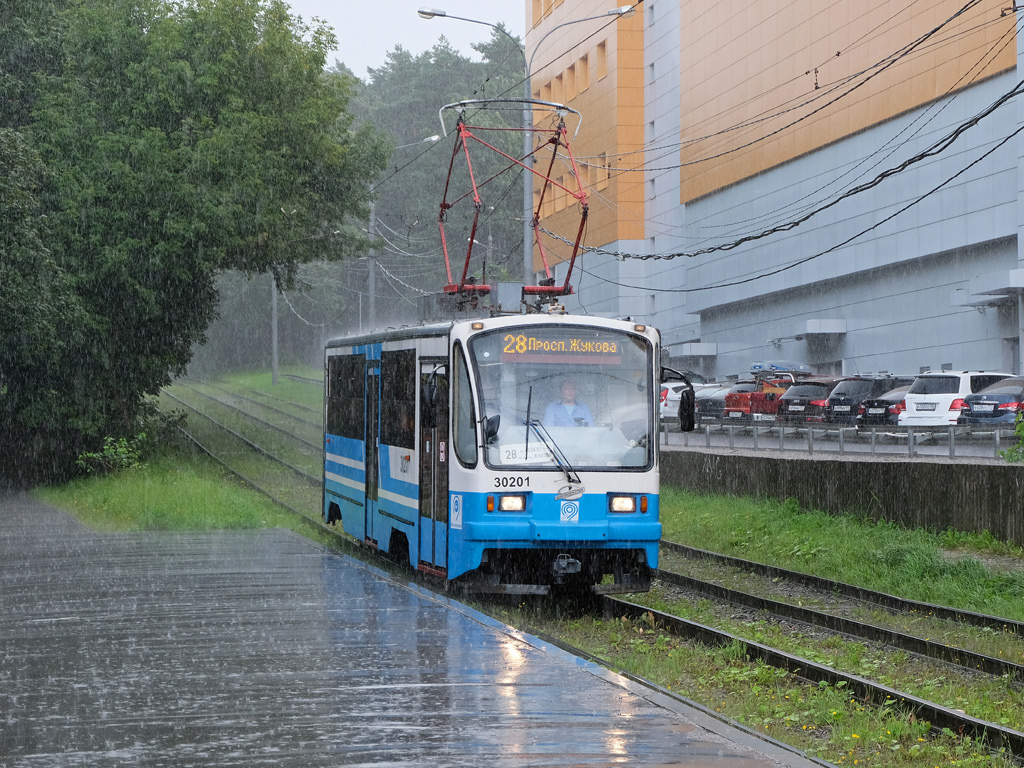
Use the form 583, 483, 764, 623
526, 418, 581, 484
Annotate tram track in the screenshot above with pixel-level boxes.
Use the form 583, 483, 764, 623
162, 389, 320, 487
651, 564, 1024, 681
659, 540, 1024, 635
173, 379, 321, 450
597, 595, 1024, 758
194, 378, 322, 429
159, 378, 1024, 762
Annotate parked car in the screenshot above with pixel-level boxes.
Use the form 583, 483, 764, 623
694, 384, 732, 424
776, 378, 841, 424
957, 376, 1024, 425
824, 375, 916, 425
723, 362, 811, 422
899, 371, 1012, 427
722, 380, 759, 422
856, 385, 911, 429
660, 381, 690, 422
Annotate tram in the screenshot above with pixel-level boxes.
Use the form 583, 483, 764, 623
323, 98, 694, 593
324, 312, 693, 594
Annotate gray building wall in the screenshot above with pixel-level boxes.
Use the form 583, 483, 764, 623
561, 12, 1024, 381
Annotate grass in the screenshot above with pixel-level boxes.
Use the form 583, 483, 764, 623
31, 451, 330, 545
524, 608, 1015, 768
658, 486, 1024, 621
212, 367, 324, 410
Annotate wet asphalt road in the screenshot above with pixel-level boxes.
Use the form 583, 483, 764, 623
1, 494, 821, 768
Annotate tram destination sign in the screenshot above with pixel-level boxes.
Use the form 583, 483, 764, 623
499, 329, 623, 364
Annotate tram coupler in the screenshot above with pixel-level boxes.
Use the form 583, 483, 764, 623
552, 553, 582, 579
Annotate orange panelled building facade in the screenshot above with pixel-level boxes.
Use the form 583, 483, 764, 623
680, 1, 1015, 202
526, 0, 1024, 379
526, 0, 646, 272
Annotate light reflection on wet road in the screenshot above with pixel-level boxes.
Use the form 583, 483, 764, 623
1, 494, 818, 767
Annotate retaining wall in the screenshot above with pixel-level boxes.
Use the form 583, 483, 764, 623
660, 450, 1024, 547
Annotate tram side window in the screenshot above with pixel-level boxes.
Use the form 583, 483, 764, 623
327, 355, 365, 440
381, 349, 415, 449
452, 343, 477, 467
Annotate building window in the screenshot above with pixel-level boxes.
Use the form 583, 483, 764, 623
554, 73, 563, 103
578, 54, 590, 91
576, 163, 590, 189
565, 64, 576, 101
596, 41, 607, 79
596, 152, 609, 191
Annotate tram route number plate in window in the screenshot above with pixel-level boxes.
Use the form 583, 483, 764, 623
500, 443, 554, 465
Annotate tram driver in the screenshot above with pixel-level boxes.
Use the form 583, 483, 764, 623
543, 377, 593, 427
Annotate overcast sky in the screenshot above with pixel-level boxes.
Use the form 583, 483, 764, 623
285, 0, 526, 78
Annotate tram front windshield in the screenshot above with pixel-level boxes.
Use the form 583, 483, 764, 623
469, 325, 654, 470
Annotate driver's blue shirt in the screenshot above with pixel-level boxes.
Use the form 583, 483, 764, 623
543, 401, 593, 427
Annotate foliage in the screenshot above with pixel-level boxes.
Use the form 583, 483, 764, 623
999, 411, 1024, 463
76, 434, 148, 474
351, 29, 526, 314
33, 451, 333, 539
0, 0, 387, 483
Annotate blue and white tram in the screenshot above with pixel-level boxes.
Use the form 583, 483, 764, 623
323, 312, 685, 594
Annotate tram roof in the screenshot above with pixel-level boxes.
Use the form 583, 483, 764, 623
325, 314, 657, 351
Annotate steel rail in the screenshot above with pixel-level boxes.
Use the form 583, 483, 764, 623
661, 539, 1024, 635
163, 390, 320, 487
603, 596, 1024, 759
226, 382, 321, 416
654, 567, 1024, 681
174, 381, 321, 452
195, 378, 322, 430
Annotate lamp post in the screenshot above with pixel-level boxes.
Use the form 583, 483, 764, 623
394, 134, 441, 150
418, 6, 633, 286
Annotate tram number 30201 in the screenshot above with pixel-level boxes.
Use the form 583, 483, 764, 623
494, 476, 530, 488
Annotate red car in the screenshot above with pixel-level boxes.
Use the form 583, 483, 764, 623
723, 378, 796, 423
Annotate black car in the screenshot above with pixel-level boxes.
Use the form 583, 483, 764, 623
825, 375, 916, 425
957, 376, 1024, 426
694, 384, 732, 424
776, 378, 840, 424
856, 385, 911, 428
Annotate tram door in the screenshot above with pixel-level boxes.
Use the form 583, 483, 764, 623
364, 364, 380, 545
419, 362, 449, 568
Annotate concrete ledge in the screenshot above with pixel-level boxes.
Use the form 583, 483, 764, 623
661, 450, 1024, 547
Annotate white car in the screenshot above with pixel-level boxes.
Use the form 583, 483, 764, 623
659, 382, 690, 421
899, 371, 1012, 427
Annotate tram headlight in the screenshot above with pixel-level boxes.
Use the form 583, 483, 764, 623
609, 496, 636, 513
498, 495, 526, 512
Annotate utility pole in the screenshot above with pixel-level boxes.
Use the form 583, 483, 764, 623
368, 202, 377, 330
271, 274, 279, 386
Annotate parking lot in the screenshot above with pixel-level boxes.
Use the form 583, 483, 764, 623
661, 419, 1018, 462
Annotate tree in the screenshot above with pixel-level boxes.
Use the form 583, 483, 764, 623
354, 31, 526, 301
0, 0, 387, 483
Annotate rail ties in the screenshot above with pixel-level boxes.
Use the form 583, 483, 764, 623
604, 596, 1024, 760
660, 539, 1024, 635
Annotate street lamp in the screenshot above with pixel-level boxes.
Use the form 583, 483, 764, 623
394, 134, 441, 150
419, 6, 634, 286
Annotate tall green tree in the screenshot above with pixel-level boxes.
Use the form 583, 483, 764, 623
0, 0, 386, 483
355, 30, 526, 299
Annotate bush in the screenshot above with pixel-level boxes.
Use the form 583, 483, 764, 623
1000, 412, 1024, 463
76, 435, 147, 475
